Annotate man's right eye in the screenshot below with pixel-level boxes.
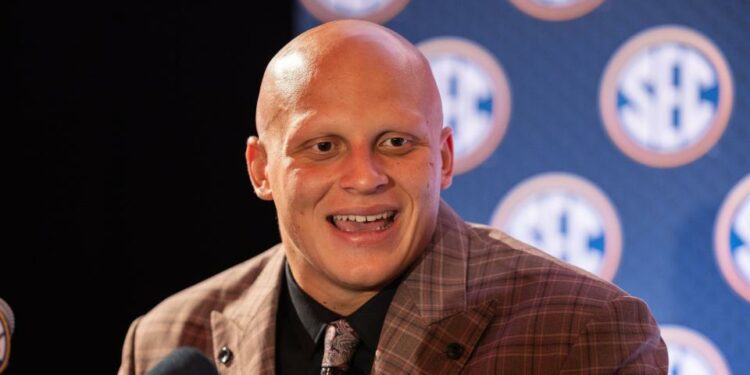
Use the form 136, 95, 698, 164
312, 141, 333, 153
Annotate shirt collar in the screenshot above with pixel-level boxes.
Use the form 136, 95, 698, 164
284, 262, 399, 351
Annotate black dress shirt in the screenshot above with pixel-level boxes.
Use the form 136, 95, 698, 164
275, 263, 399, 375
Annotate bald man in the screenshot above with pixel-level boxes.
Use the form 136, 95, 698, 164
119, 21, 668, 374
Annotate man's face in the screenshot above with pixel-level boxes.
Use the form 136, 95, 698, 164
251, 42, 452, 303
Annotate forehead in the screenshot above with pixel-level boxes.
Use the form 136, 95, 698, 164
259, 26, 442, 145
284, 101, 429, 142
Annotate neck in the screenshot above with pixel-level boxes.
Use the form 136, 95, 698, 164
302, 285, 377, 316
285, 257, 379, 316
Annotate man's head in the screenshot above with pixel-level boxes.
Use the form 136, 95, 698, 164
246, 20, 453, 313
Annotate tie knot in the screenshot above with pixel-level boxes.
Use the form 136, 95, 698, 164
321, 319, 360, 374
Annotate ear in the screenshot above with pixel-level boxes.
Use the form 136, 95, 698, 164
246, 136, 274, 201
439, 126, 454, 189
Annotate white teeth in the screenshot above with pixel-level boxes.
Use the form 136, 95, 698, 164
332, 211, 394, 223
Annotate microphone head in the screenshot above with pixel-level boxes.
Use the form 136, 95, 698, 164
0, 299, 13, 335
145, 347, 219, 375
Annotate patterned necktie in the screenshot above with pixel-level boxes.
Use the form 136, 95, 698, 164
320, 319, 360, 375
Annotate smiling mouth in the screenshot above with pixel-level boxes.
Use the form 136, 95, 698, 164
327, 211, 397, 232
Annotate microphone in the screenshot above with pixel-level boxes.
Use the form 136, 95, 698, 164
0, 298, 14, 374
145, 347, 219, 375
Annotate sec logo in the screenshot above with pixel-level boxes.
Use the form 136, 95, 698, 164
0, 298, 12, 373
714, 175, 750, 303
299, 0, 409, 23
418, 37, 511, 175
661, 325, 731, 375
509, 0, 604, 21
491, 173, 622, 280
600, 26, 734, 168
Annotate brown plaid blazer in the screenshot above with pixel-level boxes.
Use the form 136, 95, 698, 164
118, 201, 668, 374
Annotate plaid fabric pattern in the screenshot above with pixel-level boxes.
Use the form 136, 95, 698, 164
118, 201, 667, 374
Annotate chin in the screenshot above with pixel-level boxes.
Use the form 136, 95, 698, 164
333, 257, 409, 291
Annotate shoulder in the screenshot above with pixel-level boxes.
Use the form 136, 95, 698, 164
458, 223, 667, 372
432, 201, 629, 310
118, 245, 284, 375
464, 222, 628, 307
140, 245, 283, 326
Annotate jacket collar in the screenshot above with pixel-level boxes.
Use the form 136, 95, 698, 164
373, 200, 495, 374
210, 245, 285, 375
401, 200, 472, 324
222, 199, 473, 329
209, 200, 490, 374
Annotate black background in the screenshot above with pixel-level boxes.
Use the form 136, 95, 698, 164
6, 1, 292, 373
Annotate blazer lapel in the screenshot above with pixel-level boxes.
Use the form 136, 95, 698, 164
210, 246, 286, 375
373, 201, 496, 374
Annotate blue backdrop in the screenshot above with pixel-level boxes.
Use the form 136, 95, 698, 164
295, 1, 749, 373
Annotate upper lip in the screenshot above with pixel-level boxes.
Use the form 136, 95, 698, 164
326, 204, 400, 217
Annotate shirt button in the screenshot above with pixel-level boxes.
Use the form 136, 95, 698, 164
218, 346, 234, 366
446, 342, 464, 360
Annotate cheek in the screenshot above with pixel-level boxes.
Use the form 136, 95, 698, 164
400, 156, 441, 194
281, 165, 335, 213
274, 167, 329, 249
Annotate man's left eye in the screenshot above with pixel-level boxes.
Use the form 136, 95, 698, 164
382, 137, 409, 147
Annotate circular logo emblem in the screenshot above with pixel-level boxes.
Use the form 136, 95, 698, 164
510, 0, 604, 21
0, 298, 12, 373
600, 26, 734, 168
714, 175, 750, 303
0, 318, 7, 373
661, 325, 731, 375
299, 0, 410, 23
491, 173, 622, 280
418, 37, 512, 175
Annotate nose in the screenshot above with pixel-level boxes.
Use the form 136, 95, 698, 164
339, 147, 389, 194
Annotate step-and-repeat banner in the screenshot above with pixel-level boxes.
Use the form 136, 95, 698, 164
295, 0, 749, 373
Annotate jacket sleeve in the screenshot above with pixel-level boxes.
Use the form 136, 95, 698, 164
559, 295, 668, 374
117, 316, 143, 375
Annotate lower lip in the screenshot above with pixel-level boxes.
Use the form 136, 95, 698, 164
327, 214, 400, 246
